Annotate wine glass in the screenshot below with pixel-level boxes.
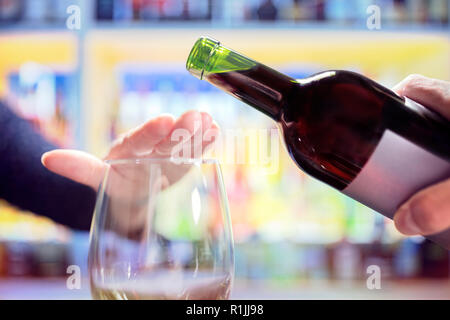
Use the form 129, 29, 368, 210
88, 158, 234, 300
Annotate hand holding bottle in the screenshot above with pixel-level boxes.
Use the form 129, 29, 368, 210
393, 75, 450, 237
187, 37, 450, 249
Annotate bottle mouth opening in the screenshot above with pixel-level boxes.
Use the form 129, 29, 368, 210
186, 37, 220, 80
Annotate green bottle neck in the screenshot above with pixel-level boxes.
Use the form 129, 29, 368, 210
186, 37, 295, 121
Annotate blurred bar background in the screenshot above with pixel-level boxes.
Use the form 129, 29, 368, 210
0, 0, 449, 299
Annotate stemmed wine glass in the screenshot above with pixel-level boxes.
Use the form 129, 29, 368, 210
88, 158, 234, 300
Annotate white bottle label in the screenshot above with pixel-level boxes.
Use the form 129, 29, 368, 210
343, 98, 450, 249
343, 129, 450, 219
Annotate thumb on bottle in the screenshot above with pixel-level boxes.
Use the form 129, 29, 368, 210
394, 178, 450, 236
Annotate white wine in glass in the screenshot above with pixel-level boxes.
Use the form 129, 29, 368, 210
91, 270, 232, 300
88, 158, 234, 300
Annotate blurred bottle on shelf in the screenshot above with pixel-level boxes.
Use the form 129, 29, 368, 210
314, 0, 326, 21
362, 216, 393, 280
324, 0, 358, 23
329, 200, 362, 280
393, 238, 421, 278
96, 0, 114, 20
330, 231, 362, 280
428, 0, 449, 24
392, 0, 408, 23
256, 0, 278, 21
0, 0, 23, 23
32, 242, 69, 277
302, 244, 329, 280
3, 241, 34, 277
23, 0, 46, 23
0, 241, 5, 277
419, 240, 450, 278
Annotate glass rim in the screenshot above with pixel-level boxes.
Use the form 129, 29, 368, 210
104, 157, 220, 165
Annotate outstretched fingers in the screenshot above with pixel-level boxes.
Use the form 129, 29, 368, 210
42, 149, 107, 190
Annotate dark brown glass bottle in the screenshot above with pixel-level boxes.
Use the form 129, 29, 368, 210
186, 37, 450, 249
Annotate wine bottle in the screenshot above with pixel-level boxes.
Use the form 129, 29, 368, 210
186, 37, 450, 250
